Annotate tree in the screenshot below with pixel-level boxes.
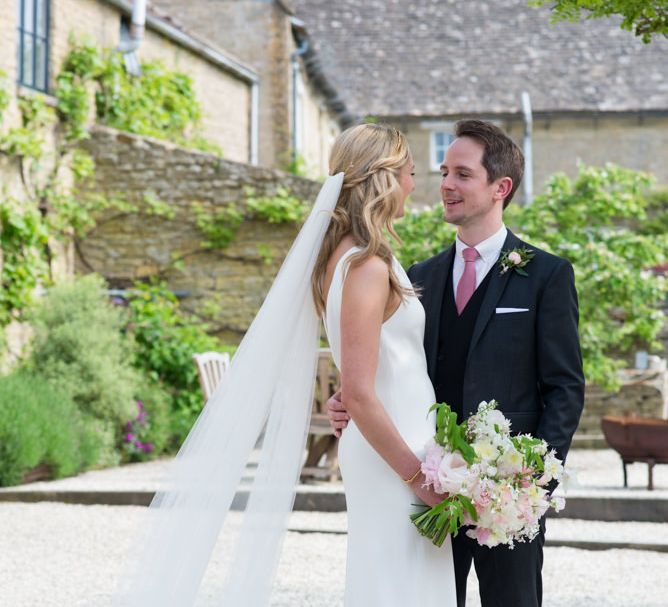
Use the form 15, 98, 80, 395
530, 1, 668, 43
507, 164, 667, 390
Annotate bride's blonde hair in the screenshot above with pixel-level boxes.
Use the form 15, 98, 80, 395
311, 123, 412, 316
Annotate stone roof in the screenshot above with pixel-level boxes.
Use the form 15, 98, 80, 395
293, 0, 668, 118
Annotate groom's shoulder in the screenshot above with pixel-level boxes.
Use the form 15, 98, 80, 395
407, 247, 453, 280
514, 236, 572, 276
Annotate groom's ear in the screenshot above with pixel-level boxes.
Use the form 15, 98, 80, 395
494, 176, 513, 205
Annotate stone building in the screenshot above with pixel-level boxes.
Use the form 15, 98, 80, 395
293, 0, 668, 207
0, 0, 259, 164
152, 0, 354, 175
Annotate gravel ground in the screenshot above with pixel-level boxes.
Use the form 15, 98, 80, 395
1, 451, 666, 606
1, 503, 667, 607
565, 450, 668, 493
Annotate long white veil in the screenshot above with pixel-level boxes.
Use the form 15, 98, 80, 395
113, 173, 344, 606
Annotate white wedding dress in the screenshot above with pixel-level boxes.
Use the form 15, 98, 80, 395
324, 247, 457, 607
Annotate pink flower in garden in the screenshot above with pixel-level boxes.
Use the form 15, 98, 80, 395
125, 433, 135, 442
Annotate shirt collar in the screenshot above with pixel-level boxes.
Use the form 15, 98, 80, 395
455, 224, 508, 263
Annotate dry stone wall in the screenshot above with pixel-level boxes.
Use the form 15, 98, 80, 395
77, 126, 321, 341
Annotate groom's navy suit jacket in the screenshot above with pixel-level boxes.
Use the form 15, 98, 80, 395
408, 229, 585, 462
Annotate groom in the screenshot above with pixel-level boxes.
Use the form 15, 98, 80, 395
328, 119, 585, 607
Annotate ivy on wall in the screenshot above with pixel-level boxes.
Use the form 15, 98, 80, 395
0, 37, 310, 326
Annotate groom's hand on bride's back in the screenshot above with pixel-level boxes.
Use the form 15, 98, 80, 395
327, 390, 350, 438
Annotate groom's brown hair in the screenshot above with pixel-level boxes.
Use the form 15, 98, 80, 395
455, 120, 524, 209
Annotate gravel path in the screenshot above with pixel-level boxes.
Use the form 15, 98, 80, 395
2, 503, 667, 607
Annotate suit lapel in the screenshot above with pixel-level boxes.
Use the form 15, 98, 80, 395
421, 245, 454, 380
466, 230, 522, 363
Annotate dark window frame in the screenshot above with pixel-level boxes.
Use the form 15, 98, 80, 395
17, 0, 50, 92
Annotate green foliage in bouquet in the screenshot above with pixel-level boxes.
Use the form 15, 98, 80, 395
506, 164, 667, 390
0, 371, 100, 486
411, 493, 478, 547
411, 402, 479, 546
430, 402, 475, 464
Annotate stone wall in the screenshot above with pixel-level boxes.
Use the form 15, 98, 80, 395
77, 126, 322, 341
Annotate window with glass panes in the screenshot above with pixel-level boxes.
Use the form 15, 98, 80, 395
431, 131, 455, 171
17, 0, 50, 92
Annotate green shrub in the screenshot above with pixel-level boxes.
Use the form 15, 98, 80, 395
507, 164, 667, 390
125, 281, 221, 446
0, 371, 96, 486
27, 274, 139, 426
395, 203, 456, 269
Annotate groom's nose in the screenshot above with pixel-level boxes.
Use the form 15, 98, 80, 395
441, 174, 454, 194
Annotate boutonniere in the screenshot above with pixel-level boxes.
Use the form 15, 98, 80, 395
499, 247, 535, 276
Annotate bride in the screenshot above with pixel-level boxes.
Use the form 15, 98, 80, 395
313, 123, 455, 605
114, 124, 456, 606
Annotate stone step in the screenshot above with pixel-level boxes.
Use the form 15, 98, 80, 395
0, 486, 666, 523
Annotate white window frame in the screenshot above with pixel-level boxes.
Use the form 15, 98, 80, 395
422, 121, 456, 172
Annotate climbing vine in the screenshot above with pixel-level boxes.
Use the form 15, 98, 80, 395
192, 187, 311, 262
0, 37, 313, 327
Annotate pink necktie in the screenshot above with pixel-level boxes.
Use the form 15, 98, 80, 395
456, 247, 480, 315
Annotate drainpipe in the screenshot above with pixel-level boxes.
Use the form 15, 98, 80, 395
250, 81, 259, 165
521, 91, 534, 206
291, 34, 309, 165
117, 0, 146, 54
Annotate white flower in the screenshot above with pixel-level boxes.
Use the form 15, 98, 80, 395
543, 450, 564, 482
508, 251, 522, 265
473, 440, 497, 462
551, 496, 566, 512
437, 450, 470, 494
497, 447, 524, 477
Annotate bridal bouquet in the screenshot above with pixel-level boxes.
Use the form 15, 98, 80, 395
411, 400, 565, 549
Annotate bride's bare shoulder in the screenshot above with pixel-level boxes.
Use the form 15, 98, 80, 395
322, 237, 357, 300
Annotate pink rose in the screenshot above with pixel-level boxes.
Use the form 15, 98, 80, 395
508, 251, 522, 265
421, 441, 445, 492
437, 451, 470, 494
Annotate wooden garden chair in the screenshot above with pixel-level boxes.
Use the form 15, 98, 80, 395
192, 351, 231, 402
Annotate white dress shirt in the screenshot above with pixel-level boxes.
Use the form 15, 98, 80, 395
452, 225, 508, 292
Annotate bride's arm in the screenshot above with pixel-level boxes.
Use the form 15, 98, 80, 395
340, 256, 441, 506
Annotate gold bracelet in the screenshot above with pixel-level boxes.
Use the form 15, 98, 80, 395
403, 466, 421, 484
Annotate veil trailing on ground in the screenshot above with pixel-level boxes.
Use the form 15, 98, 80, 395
113, 173, 344, 606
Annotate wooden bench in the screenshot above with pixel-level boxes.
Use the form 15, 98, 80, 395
601, 415, 668, 490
